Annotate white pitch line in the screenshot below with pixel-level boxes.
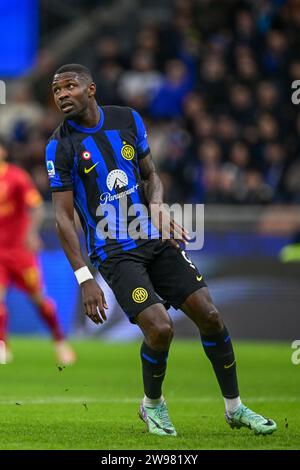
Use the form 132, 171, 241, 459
0, 396, 299, 405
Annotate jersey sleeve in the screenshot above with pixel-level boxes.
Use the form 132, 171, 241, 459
131, 109, 150, 160
45, 137, 74, 192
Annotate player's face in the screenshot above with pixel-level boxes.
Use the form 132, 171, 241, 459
52, 72, 95, 119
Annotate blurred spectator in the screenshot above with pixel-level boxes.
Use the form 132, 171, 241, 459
95, 62, 124, 106
234, 8, 257, 47
2, 0, 299, 206
150, 59, 194, 118
284, 159, 300, 203
0, 83, 43, 140
263, 142, 287, 200
229, 83, 254, 125
229, 141, 250, 167
242, 169, 273, 204
199, 55, 227, 112
257, 114, 280, 142
118, 50, 162, 109
257, 81, 280, 112
262, 29, 289, 76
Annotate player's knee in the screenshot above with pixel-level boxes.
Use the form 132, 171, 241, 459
148, 322, 173, 350
201, 305, 223, 334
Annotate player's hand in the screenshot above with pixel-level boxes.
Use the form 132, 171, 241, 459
81, 279, 108, 324
149, 202, 190, 248
26, 232, 43, 252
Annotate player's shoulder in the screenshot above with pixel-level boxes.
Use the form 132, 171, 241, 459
47, 121, 71, 146
102, 105, 136, 130
46, 121, 73, 155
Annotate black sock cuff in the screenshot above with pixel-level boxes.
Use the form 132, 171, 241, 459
140, 342, 169, 365
201, 326, 231, 346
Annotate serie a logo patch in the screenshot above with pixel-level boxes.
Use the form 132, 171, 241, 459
47, 160, 55, 177
121, 142, 135, 161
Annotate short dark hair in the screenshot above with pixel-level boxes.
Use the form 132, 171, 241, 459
54, 64, 93, 82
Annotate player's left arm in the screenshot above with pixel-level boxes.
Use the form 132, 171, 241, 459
132, 108, 164, 209
139, 153, 163, 206
139, 154, 190, 245
133, 109, 190, 245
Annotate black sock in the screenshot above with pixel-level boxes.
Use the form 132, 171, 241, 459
201, 326, 239, 398
140, 341, 168, 399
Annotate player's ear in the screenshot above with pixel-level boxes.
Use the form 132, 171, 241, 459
88, 83, 96, 98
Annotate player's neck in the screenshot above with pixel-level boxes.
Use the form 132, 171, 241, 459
72, 101, 100, 128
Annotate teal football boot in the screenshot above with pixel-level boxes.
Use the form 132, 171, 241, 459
139, 400, 177, 436
226, 404, 277, 435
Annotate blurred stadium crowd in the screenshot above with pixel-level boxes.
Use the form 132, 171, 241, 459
0, 0, 299, 205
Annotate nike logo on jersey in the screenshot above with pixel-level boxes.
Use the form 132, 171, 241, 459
196, 275, 203, 282
84, 162, 99, 174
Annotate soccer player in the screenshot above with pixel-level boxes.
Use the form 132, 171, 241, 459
46, 63, 276, 436
0, 138, 76, 365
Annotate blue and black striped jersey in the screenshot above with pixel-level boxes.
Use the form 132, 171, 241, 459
45, 106, 159, 266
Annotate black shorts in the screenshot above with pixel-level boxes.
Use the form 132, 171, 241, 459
99, 240, 206, 323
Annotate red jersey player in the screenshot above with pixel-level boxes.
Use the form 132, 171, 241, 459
0, 138, 76, 365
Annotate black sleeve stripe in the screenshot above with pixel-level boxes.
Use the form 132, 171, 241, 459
102, 105, 133, 129
51, 186, 74, 192
138, 149, 150, 160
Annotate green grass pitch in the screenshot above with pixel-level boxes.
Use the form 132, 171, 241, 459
0, 338, 299, 450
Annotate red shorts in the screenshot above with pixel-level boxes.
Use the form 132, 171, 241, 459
0, 248, 42, 294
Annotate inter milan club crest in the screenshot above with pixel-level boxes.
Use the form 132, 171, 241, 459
132, 287, 148, 303
121, 141, 135, 161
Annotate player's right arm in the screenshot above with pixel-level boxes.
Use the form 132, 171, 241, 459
52, 191, 107, 324
46, 136, 107, 324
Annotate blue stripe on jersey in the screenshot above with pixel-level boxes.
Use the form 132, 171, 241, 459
104, 130, 153, 237
82, 136, 137, 252
105, 130, 159, 239
132, 110, 150, 155
45, 139, 62, 187
106, 127, 159, 240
